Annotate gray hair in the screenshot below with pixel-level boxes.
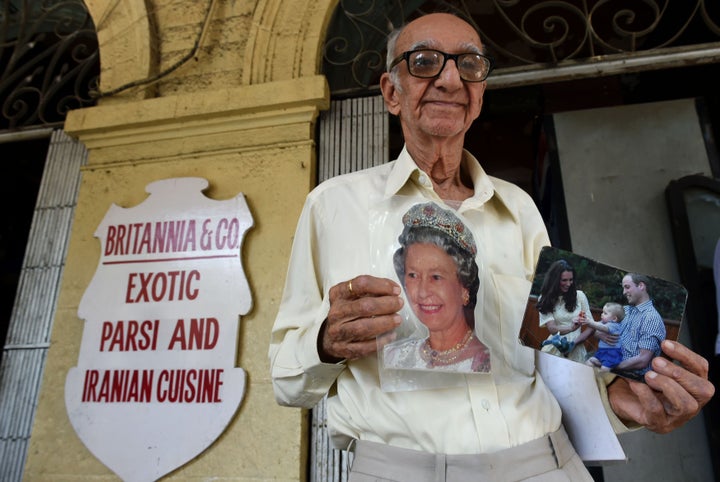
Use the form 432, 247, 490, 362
386, 27, 403, 85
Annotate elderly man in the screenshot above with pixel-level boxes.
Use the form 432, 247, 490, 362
269, 12, 714, 481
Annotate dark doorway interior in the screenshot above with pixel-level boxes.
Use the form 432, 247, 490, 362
0, 137, 48, 362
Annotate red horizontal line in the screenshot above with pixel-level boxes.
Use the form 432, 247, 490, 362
102, 254, 237, 265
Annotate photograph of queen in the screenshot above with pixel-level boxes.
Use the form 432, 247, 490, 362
383, 202, 491, 373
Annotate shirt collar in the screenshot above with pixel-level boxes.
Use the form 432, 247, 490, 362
628, 299, 654, 313
383, 144, 500, 211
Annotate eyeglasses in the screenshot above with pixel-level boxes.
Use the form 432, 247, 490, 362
389, 49, 495, 82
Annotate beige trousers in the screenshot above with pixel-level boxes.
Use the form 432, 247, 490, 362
348, 426, 594, 482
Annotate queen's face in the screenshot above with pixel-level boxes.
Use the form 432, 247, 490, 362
403, 243, 468, 333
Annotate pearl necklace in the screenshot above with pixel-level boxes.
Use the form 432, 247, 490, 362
420, 329, 474, 367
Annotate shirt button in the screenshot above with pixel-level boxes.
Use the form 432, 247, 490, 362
481, 399, 491, 411
418, 174, 430, 187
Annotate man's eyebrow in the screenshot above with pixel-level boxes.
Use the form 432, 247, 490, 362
408, 40, 483, 54
409, 40, 437, 50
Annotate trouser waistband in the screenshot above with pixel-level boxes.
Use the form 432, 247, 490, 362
350, 426, 577, 482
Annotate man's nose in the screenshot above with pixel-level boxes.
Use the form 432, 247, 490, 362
435, 59, 463, 87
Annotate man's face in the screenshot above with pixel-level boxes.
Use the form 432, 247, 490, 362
622, 275, 643, 306
381, 14, 487, 141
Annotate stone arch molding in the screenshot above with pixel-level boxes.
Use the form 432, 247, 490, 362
83, 0, 338, 97
83, 0, 156, 100
243, 0, 339, 84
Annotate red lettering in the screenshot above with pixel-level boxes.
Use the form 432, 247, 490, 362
105, 226, 116, 256
99, 320, 159, 351
82, 369, 99, 401
125, 270, 200, 303
156, 369, 223, 403
168, 317, 218, 350
100, 322, 113, 350
153, 221, 168, 253
82, 369, 153, 402
167, 221, 186, 251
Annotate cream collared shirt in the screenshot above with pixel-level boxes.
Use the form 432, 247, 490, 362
270, 146, 580, 454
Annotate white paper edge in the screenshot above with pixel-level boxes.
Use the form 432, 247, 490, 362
536, 350, 627, 464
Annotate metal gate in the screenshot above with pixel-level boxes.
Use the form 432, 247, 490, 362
0, 130, 87, 482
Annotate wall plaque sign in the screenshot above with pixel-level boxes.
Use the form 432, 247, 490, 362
65, 177, 252, 481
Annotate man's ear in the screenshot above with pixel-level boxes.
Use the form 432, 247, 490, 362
380, 72, 401, 116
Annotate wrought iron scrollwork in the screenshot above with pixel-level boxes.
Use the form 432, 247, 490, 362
0, 0, 99, 130
323, 0, 720, 94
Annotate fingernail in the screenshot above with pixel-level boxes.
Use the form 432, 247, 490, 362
655, 357, 667, 368
664, 340, 675, 351
646, 371, 657, 380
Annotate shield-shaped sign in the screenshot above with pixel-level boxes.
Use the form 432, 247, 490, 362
65, 177, 252, 481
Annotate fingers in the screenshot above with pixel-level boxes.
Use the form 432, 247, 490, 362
327, 313, 402, 345
660, 340, 710, 379
609, 377, 682, 433
331, 293, 404, 324
643, 370, 700, 433
321, 275, 404, 361
330, 275, 401, 302
652, 341, 714, 403
644, 341, 715, 417
625, 379, 673, 433
615, 341, 716, 434
321, 312, 403, 361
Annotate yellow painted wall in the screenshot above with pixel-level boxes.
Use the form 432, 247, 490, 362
23, 0, 337, 480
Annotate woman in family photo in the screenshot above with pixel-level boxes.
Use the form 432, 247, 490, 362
536, 259, 593, 362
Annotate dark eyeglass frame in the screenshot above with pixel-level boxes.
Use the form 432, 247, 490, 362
389, 49, 495, 82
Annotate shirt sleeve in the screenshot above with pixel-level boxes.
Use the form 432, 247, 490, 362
268, 195, 346, 409
595, 372, 643, 434
538, 307, 554, 328
638, 311, 667, 354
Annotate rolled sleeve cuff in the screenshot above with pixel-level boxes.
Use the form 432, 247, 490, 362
595, 371, 643, 434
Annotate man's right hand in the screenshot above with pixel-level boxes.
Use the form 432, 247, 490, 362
319, 275, 404, 362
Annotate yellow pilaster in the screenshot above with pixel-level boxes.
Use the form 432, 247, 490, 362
23, 75, 329, 481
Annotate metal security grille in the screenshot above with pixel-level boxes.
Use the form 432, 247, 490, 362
318, 96, 390, 183
0, 129, 87, 481
312, 95, 388, 481
323, 0, 720, 94
0, 2, 99, 130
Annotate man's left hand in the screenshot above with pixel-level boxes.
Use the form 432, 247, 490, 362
607, 340, 715, 433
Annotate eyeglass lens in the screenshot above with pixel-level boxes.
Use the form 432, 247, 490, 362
408, 50, 491, 81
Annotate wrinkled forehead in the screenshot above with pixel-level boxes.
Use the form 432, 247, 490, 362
396, 15, 483, 54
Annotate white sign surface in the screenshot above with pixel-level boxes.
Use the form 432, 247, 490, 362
65, 178, 253, 481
